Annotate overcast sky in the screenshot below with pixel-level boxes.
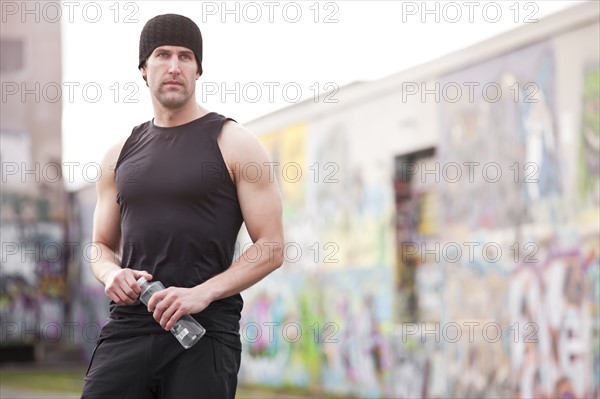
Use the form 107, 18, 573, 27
60, 0, 585, 189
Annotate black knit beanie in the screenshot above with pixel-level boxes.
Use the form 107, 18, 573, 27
138, 14, 203, 75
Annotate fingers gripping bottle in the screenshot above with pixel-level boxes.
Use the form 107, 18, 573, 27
136, 277, 206, 349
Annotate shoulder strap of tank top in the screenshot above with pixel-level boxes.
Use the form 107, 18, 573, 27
115, 121, 149, 174
208, 113, 237, 143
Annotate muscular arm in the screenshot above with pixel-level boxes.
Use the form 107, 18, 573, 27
149, 121, 285, 330
91, 139, 152, 304
200, 121, 285, 300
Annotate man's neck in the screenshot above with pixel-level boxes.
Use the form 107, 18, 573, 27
152, 102, 209, 128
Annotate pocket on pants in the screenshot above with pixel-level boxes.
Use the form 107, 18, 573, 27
84, 339, 105, 377
211, 338, 239, 375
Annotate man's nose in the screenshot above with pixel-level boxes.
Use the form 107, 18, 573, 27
168, 56, 181, 74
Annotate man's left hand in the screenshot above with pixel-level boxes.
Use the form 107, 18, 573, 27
146, 286, 210, 331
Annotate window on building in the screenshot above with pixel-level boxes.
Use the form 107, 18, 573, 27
0, 38, 24, 73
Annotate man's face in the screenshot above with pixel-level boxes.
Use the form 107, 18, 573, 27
141, 45, 200, 109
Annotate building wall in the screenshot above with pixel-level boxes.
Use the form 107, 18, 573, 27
240, 4, 599, 398
69, 184, 109, 357
1, 6, 68, 353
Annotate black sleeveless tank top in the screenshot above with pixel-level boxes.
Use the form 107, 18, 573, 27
99, 112, 244, 349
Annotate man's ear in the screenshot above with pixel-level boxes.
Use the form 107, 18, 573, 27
140, 66, 149, 86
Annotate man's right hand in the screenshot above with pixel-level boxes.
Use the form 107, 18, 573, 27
104, 269, 153, 305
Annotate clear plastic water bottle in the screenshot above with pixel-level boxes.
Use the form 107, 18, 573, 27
136, 277, 206, 349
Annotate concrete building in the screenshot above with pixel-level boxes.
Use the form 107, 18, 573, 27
1, 5, 69, 361
239, 3, 599, 398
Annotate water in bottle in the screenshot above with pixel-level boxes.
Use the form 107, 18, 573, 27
137, 277, 206, 349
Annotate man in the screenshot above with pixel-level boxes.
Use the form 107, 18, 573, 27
81, 14, 284, 399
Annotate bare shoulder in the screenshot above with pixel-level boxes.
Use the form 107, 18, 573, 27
218, 120, 270, 166
98, 136, 129, 187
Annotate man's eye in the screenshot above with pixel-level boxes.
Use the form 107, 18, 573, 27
180, 54, 192, 60
158, 52, 169, 58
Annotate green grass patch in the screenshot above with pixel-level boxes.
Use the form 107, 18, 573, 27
0, 367, 86, 394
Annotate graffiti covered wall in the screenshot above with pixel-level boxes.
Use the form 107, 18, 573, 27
238, 122, 396, 397
240, 15, 599, 399
434, 33, 599, 399
0, 130, 69, 349
0, 220, 67, 339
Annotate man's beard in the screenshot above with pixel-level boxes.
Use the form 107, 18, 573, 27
156, 85, 193, 109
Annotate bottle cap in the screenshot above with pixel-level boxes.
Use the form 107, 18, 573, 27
136, 276, 147, 287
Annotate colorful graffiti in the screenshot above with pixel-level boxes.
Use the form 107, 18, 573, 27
258, 124, 307, 220
237, 31, 600, 397
433, 38, 600, 399
578, 68, 600, 209
240, 123, 399, 396
0, 219, 67, 341
509, 242, 598, 399
439, 41, 564, 229
239, 267, 395, 397
69, 189, 110, 358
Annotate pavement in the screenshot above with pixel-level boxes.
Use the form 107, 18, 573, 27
0, 387, 79, 398
0, 386, 328, 398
